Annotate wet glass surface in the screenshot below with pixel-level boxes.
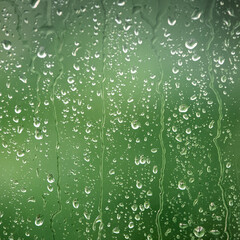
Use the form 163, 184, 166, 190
0, 0, 240, 239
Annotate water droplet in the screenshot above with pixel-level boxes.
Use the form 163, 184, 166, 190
136, 180, 142, 189
17, 150, 25, 157
73, 199, 79, 209
19, 75, 27, 84
151, 148, 157, 153
35, 129, 43, 140
179, 104, 189, 113
31, 0, 41, 8
191, 9, 202, 20
185, 39, 198, 50
35, 216, 44, 226
2, 40, 12, 50
15, 105, 22, 114
112, 227, 120, 234
84, 186, 91, 194
47, 174, 55, 183
179, 223, 188, 229
226, 162, 231, 168
168, 17, 176, 26
193, 226, 205, 238
131, 204, 138, 211
109, 169, 115, 175
186, 128, 191, 134
37, 47, 47, 58
178, 180, 186, 190
153, 165, 158, 174
221, 75, 227, 83
67, 76, 75, 84
192, 54, 201, 61
209, 202, 217, 211
128, 222, 134, 229
47, 185, 53, 192
209, 120, 214, 129
117, 0, 125, 6
175, 134, 182, 142
209, 229, 220, 235
131, 120, 141, 130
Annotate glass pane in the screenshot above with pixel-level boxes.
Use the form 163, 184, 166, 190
0, 0, 239, 239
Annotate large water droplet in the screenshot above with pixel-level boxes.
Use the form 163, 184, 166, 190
35, 216, 44, 226
131, 120, 141, 130
209, 202, 216, 211
112, 227, 120, 234
185, 39, 198, 50
193, 226, 205, 238
37, 47, 47, 58
178, 180, 186, 190
47, 174, 55, 183
179, 104, 189, 113
2, 40, 12, 50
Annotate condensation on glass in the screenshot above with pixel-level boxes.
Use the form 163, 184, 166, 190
0, 0, 240, 239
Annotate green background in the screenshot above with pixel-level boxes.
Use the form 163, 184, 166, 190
0, 0, 240, 239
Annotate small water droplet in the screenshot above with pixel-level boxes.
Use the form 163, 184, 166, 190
209, 229, 220, 235
179, 223, 188, 229
84, 186, 91, 194
117, 0, 125, 6
226, 162, 231, 168
15, 105, 22, 114
168, 17, 176, 26
151, 148, 157, 153
186, 128, 191, 134
153, 165, 158, 174
136, 180, 142, 189
35, 129, 43, 140
31, 0, 41, 8
19, 75, 27, 84
73, 199, 79, 209
109, 169, 115, 175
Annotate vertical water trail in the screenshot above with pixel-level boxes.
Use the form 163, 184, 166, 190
96, 0, 106, 239
136, 0, 168, 239
205, 1, 230, 239
46, 0, 52, 26
99, 0, 106, 238
30, 55, 41, 116
6, 0, 21, 41
49, 12, 69, 240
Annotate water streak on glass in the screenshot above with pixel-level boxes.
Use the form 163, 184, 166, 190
205, 0, 229, 239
